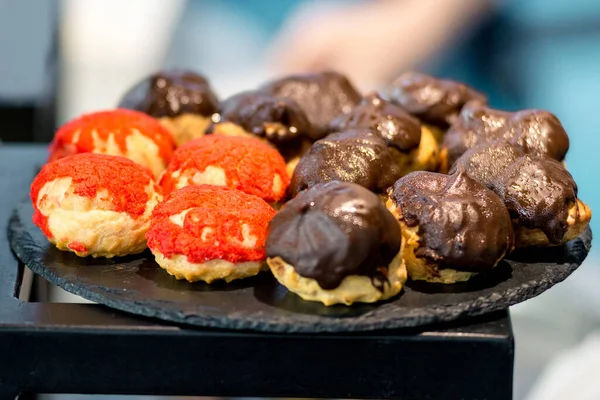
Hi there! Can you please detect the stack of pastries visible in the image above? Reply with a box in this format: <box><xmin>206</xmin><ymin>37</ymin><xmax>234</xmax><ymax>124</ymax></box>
<box><xmin>30</xmin><ymin>69</ymin><xmax>592</xmax><ymax>306</ymax></box>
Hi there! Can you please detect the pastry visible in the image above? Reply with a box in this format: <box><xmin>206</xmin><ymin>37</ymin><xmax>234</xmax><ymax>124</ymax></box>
<box><xmin>48</xmin><ymin>109</ymin><xmax>175</xmax><ymax>178</ymax></box>
<box><xmin>208</xmin><ymin>90</ymin><xmax>315</xmax><ymax>176</ymax></box>
<box><xmin>388</xmin><ymin>71</ymin><xmax>487</xmax><ymax>129</ymax></box>
<box><xmin>146</xmin><ymin>185</ymin><xmax>276</xmax><ymax>283</ymax></box>
<box><xmin>261</xmin><ymin>70</ymin><xmax>362</xmax><ymax>139</ymax></box>
<box><xmin>119</xmin><ymin>70</ymin><xmax>219</xmax><ymax>146</ymax></box>
<box><xmin>160</xmin><ymin>135</ymin><xmax>289</xmax><ymax>204</ymax></box>
<box><xmin>329</xmin><ymin>92</ymin><xmax>441</xmax><ymax>173</ymax></box>
<box><xmin>289</xmin><ymin>129</ymin><xmax>402</xmax><ymax>198</ymax></box>
<box><xmin>386</xmin><ymin>171</ymin><xmax>514</xmax><ymax>284</ymax></box>
<box><xmin>30</xmin><ymin>153</ymin><xmax>161</xmax><ymax>258</ymax></box>
<box><xmin>266</xmin><ymin>181</ymin><xmax>406</xmax><ymax>306</ymax></box>
<box><xmin>414</xmin><ymin>125</ymin><xmax>443</xmax><ymax>172</ymax></box>
<box><xmin>450</xmin><ymin>141</ymin><xmax>590</xmax><ymax>247</ymax></box>
<box><xmin>441</xmin><ymin>101</ymin><xmax>570</xmax><ymax>171</ymax></box>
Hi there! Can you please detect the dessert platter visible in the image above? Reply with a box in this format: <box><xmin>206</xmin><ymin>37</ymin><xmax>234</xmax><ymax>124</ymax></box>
<box><xmin>9</xmin><ymin>70</ymin><xmax>592</xmax><ymax>332</ymax></box>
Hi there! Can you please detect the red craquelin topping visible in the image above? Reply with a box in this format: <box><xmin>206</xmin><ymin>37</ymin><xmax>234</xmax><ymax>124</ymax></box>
<box><xmin>147</xmin><ymin>185</ymin><xmax>276</xmax><ymax>263</ymax></box>
<box><xmin>30</xmin><ymin>153</ymin><xmax>158</xmax><ymax>238</ymax></box>
<box><xmin>48</xmin><ymin>109</ymin><xmax>175</xmax><ymax>163</ymax></box>
<box><xmin>160</xmin><ymin>135</ymin><xmax>290</xmax><ymax>202</ymax></box>
<box><xmin>67</xmin><ymin>241</ymin><xmax>87</xmax><ymax>253</ymax></box>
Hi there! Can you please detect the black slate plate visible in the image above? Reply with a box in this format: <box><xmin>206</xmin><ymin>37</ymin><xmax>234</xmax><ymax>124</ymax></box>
<box><xmin>8</xmin><ymin>200</ymin><xmax>592</xmax><ymax>332</ymax></box>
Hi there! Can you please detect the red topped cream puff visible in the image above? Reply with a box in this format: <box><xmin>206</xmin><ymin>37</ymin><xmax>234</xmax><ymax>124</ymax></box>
<box><xmin>160</xmin><ymin>135</ymin><xmax>289</xmax><ymax>203</ymax></box>
<box><xmin>30</xmin><ymin>153</ymin><xmax>162</xmax><ymax>258</ymax></box>
<box><xmin>49</xmin><ymin>109</ymin><xmax>175</xmax><ymax>178</ymax></box>
<box><xmin>146</xmin><ymin>185</ymin><xmax>276</xmax><ymax>283</ymax></box>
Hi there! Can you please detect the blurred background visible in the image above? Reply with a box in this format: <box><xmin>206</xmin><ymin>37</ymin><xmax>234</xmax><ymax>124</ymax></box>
<box><xmin>1</xmin><ymin>0</ymin><xmax>599</xmax><ymax>399</ymax></box>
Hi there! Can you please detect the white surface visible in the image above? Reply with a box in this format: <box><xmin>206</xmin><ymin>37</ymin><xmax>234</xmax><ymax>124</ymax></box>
<box><xmin>525</xmin><ymin>331</ymin><xmax>600</xmax><ymax>400</ymax></box>
<box><xmin>57</xmin><ymin>0</ymin><xmax>185</xmax><ymax>123</ymax></box>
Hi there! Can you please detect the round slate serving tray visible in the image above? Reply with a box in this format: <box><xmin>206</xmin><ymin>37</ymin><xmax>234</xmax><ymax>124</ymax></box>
<box><xmin>9</xmin><ymin>201</ymin><xmax>592</xmax><ymax>332</ymax></box>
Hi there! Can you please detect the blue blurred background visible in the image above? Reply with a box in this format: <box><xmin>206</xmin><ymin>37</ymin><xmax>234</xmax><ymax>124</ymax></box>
<box><xmin>1</xmin><ymin>0</ymin><xmax>599</xmax><ymax>398</ymax></box>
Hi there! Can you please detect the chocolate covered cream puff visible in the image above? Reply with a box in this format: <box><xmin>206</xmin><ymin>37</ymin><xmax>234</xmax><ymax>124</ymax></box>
<box><xmin>147</xmin><ymin>185</ymin><xmax>276</xmax><ymax>283</ymax></box>
<box><xmin>387</xmin><ymin>171</ymin><xmax>514</xmax><ymax>284</ymax></box>
<box><xmin>289</xmin><ymin>129</ymin><xmax>402</xmax><ymax>198</ymax></box>
<box><xmin>388</xmin><ymin>71</ymin><xmax>487</xmax><ymax>129</ymax></box>
<box><xmin>49</xmin><ymin>109</ymin><xmax>175</xmax><ymax>178</ymax></box>
<box><xmin>31</xmin><ymin>154</ymin><xmax>162</xmax><ymax>258</ymax></box>
<box><xmin>208</xmin><ymin>91</ymin><xmax>315</xmax><ymax>176</ymax></box>
<box><xmin>160</xmin><ymin>135</ymin><xmax>289</xmax><ymax>204</ymax></box>
<box><xmin>441</xmin><ymin>102</ymin><xmax>570</xmax><ymax>171</ymax></box>
<box><xmin>329</xmin><ymin>93</ymin><xmax>441</xmax><ymax>173</ymax></box>
<box><xmin>266</xmin><ymin>181</ymin><xmax>406</xmax><ymax>306</ymax></box>
<box><xmin>261</xmin><ymin>71</ymin><xmax>362</xmax><ymax>139</ymax></box>
<box><xmin>451</xmin><ymin>141</ymin><xmax>590</xmax><ymax>247</ymax></box>
<box><xmin>119</xmin><ymin>70</ymin><xmax>219</xmax><ymax>146</ymax></box>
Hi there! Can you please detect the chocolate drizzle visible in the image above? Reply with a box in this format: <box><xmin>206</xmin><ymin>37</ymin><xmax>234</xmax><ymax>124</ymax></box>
<box><xmin>213</xmin><ymin>91</ymin><xmax>314</xmax><ymax>147</ymax></box>
<box><xmin>289</xmin><ymin>129</ymin><xmax>403</xmax><ymax>197</ymax></box>
<box><xmin>452</xmin><ymin>142</ymin><xmax>577</xmax><ymax>244</ymax></box>
<box><xmin>266</xmin><ymin>181</ymin><xmax>402</xmax><ymax>290</ymax></box>
<box><xmin>389</xmin><ymin>171</ymin><xmax>514</xmax><ymax>271</ymax></box>
<box><xmin>388</xmin><ymin>72</ymin><xmax>486</xmax><ymax>128</ymax></box>
<box><xmin>119</xmin><ymin>70</ymin><xmax>219</xmax><ymax>118</ymax></box>
<box><xmin>443</xmin><ymin>102</ymin><xmax>570</xmax><ymax>168</ymax></box>
<box><xmin>261</xmin><ymin>71</ymin><xmax>362</xmax><ymax>140</ymax></box>
<box><xmin>329</xmin><ymin>93</ymin><xmax>422</xmax><ymax>152</ymax></box>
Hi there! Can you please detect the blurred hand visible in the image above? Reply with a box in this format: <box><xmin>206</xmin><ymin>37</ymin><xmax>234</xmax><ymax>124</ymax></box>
<box><xmin>268</xmin><ymin>0</ymin><xmax>494</xmax><ymax>90</ymax></box>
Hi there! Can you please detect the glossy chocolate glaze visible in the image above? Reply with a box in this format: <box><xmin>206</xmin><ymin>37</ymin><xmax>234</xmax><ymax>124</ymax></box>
<box><xmin>389</xmin><ymin>171</ymin><xmax>514</xmax><ymax>271</ymax></box>
<box><xmin>443</xmin><ymin>102</ymin><xmax>570</xmax><ymax>168</ymax></box>
<box><xmin>213</xmin><ymin>91</ymin><xmax>314</xmax><ymax>147</ymax></box>
<box><xmin>289</xmin><ymin>129</ymin><xmax>403</xmax><ymax>197</ymax></box>
<box><xmin>443</xmin><ymin>102</ymin><xmax>512</xmax><ymax>166</ymax></box>
<box><xmin>329</xmin><ymin>93</ymin><xmax>421</xmax><ymax>152</ymax></box>
<box><xmin>449</xmin><ymin>141</ymin><xmax>524</xmax><ymax>186</ymax></box>
<box><xmin>119</xmin><ymin>70</ymin><xmax>219</xmax><ymax>118</ymax></box>
<box><xmin>261</xmin><ymin>71</ymin><xmax>362</xmax><ymax>140</ymax></box>
<box><xmin>508</xmin><ymin>109</ymin><xmax>570</xmax><ymax>161</ymax></box>
<box><xmin>452</xmin><ymin>142</ymin><xmax>578</xmax><ymax>244</ymax></box>
<box><xmin>266</xmin><ymin>181</ymin><xmax>402</xmax><ymax>290</ymax></box>
<box><xmin>388</xmin><ymin>72</ymin><xmax>486</xmax><ymax>128</ymax></box>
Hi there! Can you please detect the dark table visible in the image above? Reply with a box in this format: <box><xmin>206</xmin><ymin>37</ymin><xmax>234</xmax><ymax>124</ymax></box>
<box><xmin>0</xmin><ymin>145</ymin><xmax>514</xmax><ymax>400</ymax></box>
